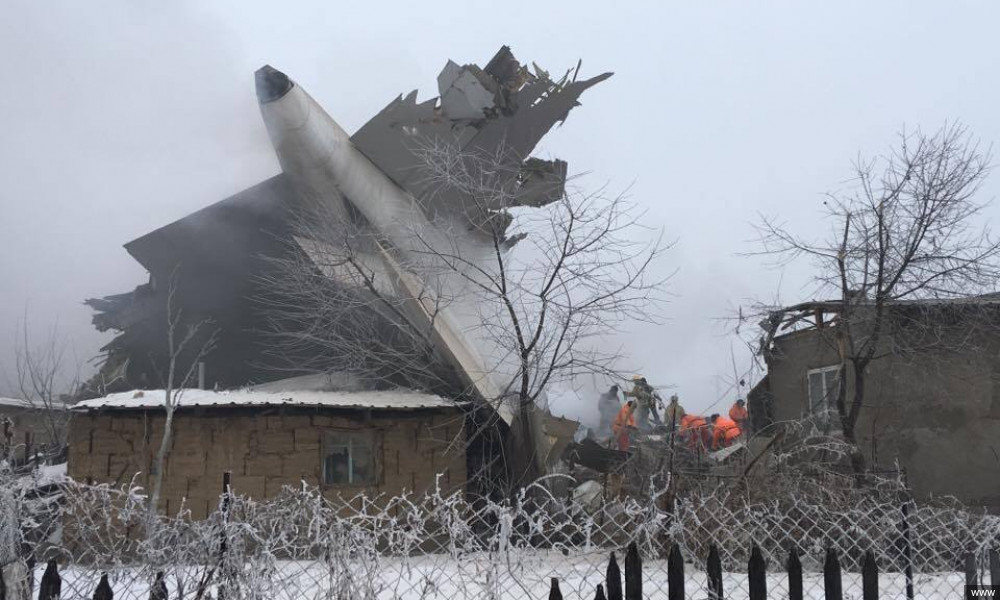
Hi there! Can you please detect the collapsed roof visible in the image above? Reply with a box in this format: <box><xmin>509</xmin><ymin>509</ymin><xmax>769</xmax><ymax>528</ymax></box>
<box><xmin>758</xmin><ymin>292</ymin><xmax>1000</xmax><ymax>357</ymax></box>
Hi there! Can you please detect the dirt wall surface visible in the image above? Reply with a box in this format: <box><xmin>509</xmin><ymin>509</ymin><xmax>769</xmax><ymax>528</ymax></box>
<box><xmin>67</xmin><ymin>407</ymin><xmax>466</xmax><ymax>519</ymax></box>
<box><xmin>767</xmin><ymin>328</ymin><xmax>1000</xmax><ymax>509</ymax></box>
<box><xmin>0</xmin><ymin>404</ymin><xmax>69</xmax><ymax>459</ymax></box>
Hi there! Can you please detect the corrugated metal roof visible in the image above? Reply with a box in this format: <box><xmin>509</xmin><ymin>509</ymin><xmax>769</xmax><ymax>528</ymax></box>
<box><xmin>72</xmin><ymin>388</ymin><xmax>461</xmax><ymax>412</ymax></box>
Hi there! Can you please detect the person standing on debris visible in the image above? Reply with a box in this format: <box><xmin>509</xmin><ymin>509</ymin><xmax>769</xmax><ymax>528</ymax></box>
<box><xmin>728</xmin><ymin>399</ymin><xmax>748</xmax><ymax>432</ymax></box>
<box><xmin>598</xmin><ymin>385</ymin><xmax>622</xmax><ymax>436</ymax></box>
<box><xmin>709</xmin><ymin>413</ymin><xmax>741</xmax><ymax>450</ymax></box>
<box><xmin>612</xmin><ymin>400</ymin><xmax>638</xmax><ymax>451</ymax></box>
<box><xmin>624</xmin><ymin>376</ymin><xmax>662</xmax><ymax>430</ymax></box>
<box><xmin>663</xmin><ymin>394</ymin><xmax>686</xmax><ymax>432</ymax></box>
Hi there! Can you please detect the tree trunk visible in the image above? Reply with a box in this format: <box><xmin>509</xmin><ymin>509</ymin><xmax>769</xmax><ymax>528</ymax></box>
<box><xmin>840</xmin><ymin>366</ymin><xmax>867</xmax><ymax>477</ymax></box>
<box><xmin>148</xmin><ymin>401</ymin><xmax>174</xmax><ymax>516</ymax></box>
<box><xmin>506</xmin><ymin>399</ymin><xmax>543</xmax><ymax>494</ymax></box>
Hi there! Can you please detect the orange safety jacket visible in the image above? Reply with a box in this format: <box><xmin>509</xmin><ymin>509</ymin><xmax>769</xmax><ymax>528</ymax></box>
<box><xmin>612</xmin><ymin>403</ymin><xmax>637</xmax><ymax>451</ymax></box>
<box><xmin>729</xmin><ymin>404</ymin><xmax>748</xmax><ymax>425</ymax></box>
<box><xmin>712</xmin><ymin>416</ymin><xmax>741</xmax><ymax>450</ymax></box>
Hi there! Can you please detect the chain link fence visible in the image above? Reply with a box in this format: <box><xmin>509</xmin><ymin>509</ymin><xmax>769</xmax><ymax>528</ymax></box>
<box><xmin>4</xmin><ymin>469</ymin><xmax>997</xmax><ymax>599</ymax></box>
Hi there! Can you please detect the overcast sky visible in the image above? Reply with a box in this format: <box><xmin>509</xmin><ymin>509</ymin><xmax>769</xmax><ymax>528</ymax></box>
<box><xmin>3</xmin><ymin>1</ymin><xmax>999</xmax><ymax>419</ymax></box>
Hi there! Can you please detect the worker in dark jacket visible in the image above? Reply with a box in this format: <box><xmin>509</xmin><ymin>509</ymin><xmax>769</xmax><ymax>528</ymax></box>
<box><xmin>597</xmin><ymin>385</ymin><xmax>622</xmax><ymax>436</ymax></box>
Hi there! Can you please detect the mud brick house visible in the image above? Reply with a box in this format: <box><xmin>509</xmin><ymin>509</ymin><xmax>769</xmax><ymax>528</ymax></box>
<box><xmin>0</xmin><ymin>397</ymin><xmax>70</xmax><ymax>463</ymax></box>
<box><xmin>756</xmin><ymin>294</ymin><xmax>1000</xmax><ymax>510</ymax></box>
<box><xmin>68</xmin><ymin>384</ymin><xmax>466</xmax><ymax>519</ymax></box>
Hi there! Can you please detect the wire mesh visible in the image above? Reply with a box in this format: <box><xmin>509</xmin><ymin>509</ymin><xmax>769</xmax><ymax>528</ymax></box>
<box><xmin>5</xmin><ymin>472</ymin><xmax>997</xmax><ymax>599</ymax></box>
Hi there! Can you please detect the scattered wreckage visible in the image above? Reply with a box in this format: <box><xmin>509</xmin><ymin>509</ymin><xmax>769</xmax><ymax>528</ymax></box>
<box><xmin>561</xmin><ymin>425</ymin><xmax>749</xmax><ymax>501</ymax></box>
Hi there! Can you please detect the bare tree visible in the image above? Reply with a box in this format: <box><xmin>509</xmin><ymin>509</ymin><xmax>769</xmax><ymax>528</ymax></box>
<box><xmin>4</xmin><ymin>314</ymin><xmax>80</xmax><ymax>462</ymax></box>
<box><xmin>147</xmin><ymin>267</ymin><xmax>218</xmax><ymax>517</ymax></box>
<box><xmin>257</xmin><ymin>198</ymin><xmax>460</xmax><ymax>396</ymax></box>
<box><xmin>750</xmin><ymin>123</ymin><xmax>1000</xmax><ymax>474</ymax></box>
<box><xmin>415</xmin><ymin>142</ymin><xmax>668</xmax><ymax>483</ymax></box>
<box><xmin>261</xmin><ymin>141</ymin><xmax>668</xmax><ymax>489</ymax></box>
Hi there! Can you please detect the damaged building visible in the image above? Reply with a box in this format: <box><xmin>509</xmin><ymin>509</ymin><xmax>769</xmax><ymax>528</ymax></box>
<box><xmin>77</xmin><ymin>47</ymin><xmax>608</xmax><ymax>500</ymax></box>
<box><xmin>755</xmin><ymin>293</ymin><xmax>1000</xmax><ymax>510</ymax></box>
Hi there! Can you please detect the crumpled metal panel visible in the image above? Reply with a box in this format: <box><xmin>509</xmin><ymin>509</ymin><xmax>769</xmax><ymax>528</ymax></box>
<box><xmin>351</xmin><ymin>46</ymin><xmax>611</xmax><ymax>243</ymax></box>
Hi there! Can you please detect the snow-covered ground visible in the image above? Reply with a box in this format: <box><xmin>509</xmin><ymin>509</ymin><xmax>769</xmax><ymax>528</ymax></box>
<box><xmin>33</xmin><ymin>462</ymin><xmax>66</xmax><ymax>487</ymax></box>
<box><xmin>37</xmin><ymin>552</ymin><xmax>967</xmax><ymax>600</ymax></box>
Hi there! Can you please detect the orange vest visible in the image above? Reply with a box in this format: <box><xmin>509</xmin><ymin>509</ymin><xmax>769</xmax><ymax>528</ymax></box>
<box><xmin>729</xmin><ymin>404</ymin><xmax>748</xmax><ymax>423</ymax></box>
<box><xmin>712</xmin><ymin>416</ymin><xmax>740</xmax><ymax>449</ymax></box>
<box><xmin>612</xmin><ymin>404</ymin><xmax>637</xmax><ymax>450</ymax></box>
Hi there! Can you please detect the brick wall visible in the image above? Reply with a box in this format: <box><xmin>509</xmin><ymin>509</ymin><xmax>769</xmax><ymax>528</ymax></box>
<box><xmin>67</xmin><ymin>407</ymin><xmax>467</xmax><ymax>519</ymax></box>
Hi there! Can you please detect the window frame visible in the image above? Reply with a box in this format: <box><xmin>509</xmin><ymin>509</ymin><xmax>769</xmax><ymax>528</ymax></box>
<box><xmin>806</xmin><ymin>364</ymin><xmax>842</xmax><ymax>423</ymax></box>
<box><xmin>322</xmin><ymin>429</ymin><xmax>380</xmax><ymax>487</ymax></box>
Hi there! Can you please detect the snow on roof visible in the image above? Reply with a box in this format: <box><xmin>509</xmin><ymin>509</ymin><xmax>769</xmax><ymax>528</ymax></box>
<box><xmin>0</xmin><ymin>397</ymin><xmax>66</xmax><ymax>411</ymax></box>
<box><xmin>72</xmin><ymin>387</ymin><xmax>461</xmax><ymax>412</ymax></box>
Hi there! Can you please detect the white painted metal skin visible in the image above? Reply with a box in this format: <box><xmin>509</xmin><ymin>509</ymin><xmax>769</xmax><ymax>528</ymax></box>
<box><xmin>257</xmin><ymin>71</ymin><xmax>511</xmax><ymax>423</ymax></box>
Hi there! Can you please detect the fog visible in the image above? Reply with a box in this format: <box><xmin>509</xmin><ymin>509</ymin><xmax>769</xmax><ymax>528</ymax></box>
<box><xmin>3</xmin><ymin>1</ymin><xmax>1000</xmax><ymax>419</ymax></box>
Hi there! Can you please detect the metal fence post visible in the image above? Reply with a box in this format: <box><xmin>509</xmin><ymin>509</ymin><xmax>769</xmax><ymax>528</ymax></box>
<box><xmin>548</xmin><ymin>577</ymin><xmax>563</xmax><ymax>600</ymax></box>
<box><xmin>787</xmin><ymin>549</ymin><xmax>802</xmax><ymax>600</ymax></box>
<box><xmin>606</xmin><ymin>551</ymin><xmax>622</xmax><ymax>600</ymax></box>
<box><xmin>862</xmin><ymin>550</ymin><xmax>878</xmax><ymax>600</ymax></box>
<box><xmin>624</xmin><ymin>542</ymin><xmax>641</xmax><ymax>600</ymax></box>
<box><xmin>94</xmin><ymin>573</ymin><xmax>113</xmax><ymax>600</ymax></box>
<box><xmin>221</xmin><ymin>471</ymin><xmax>232</xmax><ymax>555</ymax></box>
<box><xmin>667</xmin><ymin>543</ymin><xmax>684</xmax><ymax>600</ymax></box>
<box><xmin>966</xmin><ymin>553</ymin><xmax>979</xmax><ymax>587</ymax></box>
<box><xmin>25</xmin><ymin>556</ymin><xmax>34</xmax><ymax>600</ymax></box>
<box><xmin>706</xmin><ymin>544</ymin><xmax>723</xmax><ymax>600</ymax></box>
<box><xmin>748</xmin><ymin>545</ymin><xmax>766</xmax><ymax>600</ymax></box>
<box><xmin>150</xmin><ymin>571</ymin><xmax>167</xmax><ymax>600</ymax></box>
<box><xmin>38</xmin><ymin>560</ymin><xmax>60</xmax><ymax>600</ymax></box>
<box><xmin>594</xmin><ymin>583</ymin><xmax>607</xmax><ymax>600</ymax></box>
<box><xmin>218</xmin><ymin>471</ymin><xmax>233</xmax><ymax>600</ymax></box>
<box><xmin>901</xmin><ymin>500</ymin><xmax>914</xmax><ymax>600</ymax></box>
<box><xmin>824</xmin><ymin>547</ymin><xmax>843</xmax><ymax>600</ymax></box>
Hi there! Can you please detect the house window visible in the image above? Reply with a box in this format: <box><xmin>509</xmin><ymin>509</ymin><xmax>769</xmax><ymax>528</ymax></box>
<box><xmin>807</xmin><ymin>365</ymin><xmax>841</xmax><ymax>425</ymax></box>
<box><xmin>323</xmin><ymin>431</ymin><xmax>377</xmax><ymax>486</ymax></box>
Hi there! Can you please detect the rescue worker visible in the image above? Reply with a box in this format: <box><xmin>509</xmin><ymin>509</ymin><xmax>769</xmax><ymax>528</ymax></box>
<box><xmin>663</xmin><ymin>394</ymin><xmax>686</xmax><ymax>432</ymax></box>
<box><xmin>728</xmin><ymin>399</ymin><xmax>748</xmax><ymax>432</ymax></box>
<box><xmin>624</xmin><ymin>376</ymin><xmax>662</xmax><ymax>431</ymax></box>
<box><xmin>709</xmin><ymin>413</ymin><xmax>741</xmax><ymax>450</ymax></box>
<box><xmin>597</xmin><ymin>385</ymin><xmax>622</xmax><ymax>437</ymax></box>
<box><xmin>680</xmin><ymin>414</ymin><xmax>710</xmax><ymax>450</ymax></box>
<box><xmin>612</xmin><ymin>400</ymin><xmax>638</xmax><ymax>451</ymax></box>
